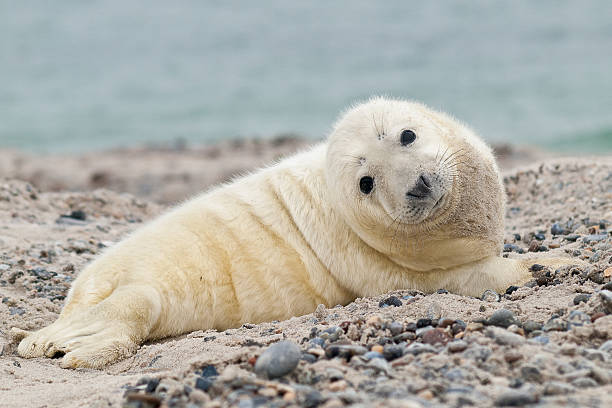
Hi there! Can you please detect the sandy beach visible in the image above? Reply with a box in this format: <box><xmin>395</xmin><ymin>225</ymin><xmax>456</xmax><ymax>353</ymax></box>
<box><xmin>1</xmin><ymin>141</ymin><xmax>611</xmax><ymax>408</ymax></box>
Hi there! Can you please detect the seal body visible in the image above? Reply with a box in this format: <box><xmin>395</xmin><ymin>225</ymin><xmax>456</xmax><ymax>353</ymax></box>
<box><xmin>16</xmin><ymin>97</ymin><xmax>577</xmax><ymax>368</ymax></box>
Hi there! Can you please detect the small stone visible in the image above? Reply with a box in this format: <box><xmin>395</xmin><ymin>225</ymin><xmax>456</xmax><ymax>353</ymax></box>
<box><xmin>521</xmin><ymin>365</ymin><xmax>543</xmax><ymax>383</ymax></box>
<box><xmin>583</xmin><ymin>234</ymin><xmax>607</xmax><ymax>244</ymax></box>
<box><xmin>504</xmin><ymin>244</ymin><xmax>520</xmax><ymax>253</ymax></box>
<box><xmin>0</xmin><ymin>264</ymin><xmax>10</xmax><ymax>271</ymax></box>
<box><xmin>486</xmin><ymin>309</ymin><xmax>520</xmax><ymax>328</ymax></box>
<box><xmin>604</xmin><ymin>267</ymin><xmax>612</xmax><ymax>278</ymax></box>
<box><xmin>195</xmin><ymin>377</ymin><xmax>214</xmax><ymax>392</ymax></box>
<box><xmin>367</xmin><ymin>357</ymin><xmax>391</xmax><ymax>375</ymax></box>
<box><xmin>567</xmin><ymin>310</ymin><xmax>591</xmax><ymax>329</ymax></box>
<box><xmin>363</xmin><ymin>351</ymin><xmax>384</xmax><ymax>360</ymax></box>
<box><xmin>325</xmin><ymin>344</ymin><xmax>367</xmax><ymax>360</ymax></box>
<box><xmin>379</xmin><ymin>296</ymin><xmax>402</xmax><ymax>308</ymax></box>
<box><xmin>599</xmin><ymin>339</ymin><xmax>612</xmax><ymax>353</ymax></box>
<box><xmin>522</xmin><ymin>321</ymin><xmax>542</xmax><ymax>333</ymax></box>
<box><xmin>388</xmin><ymin>321</ymin><xmax>404</xmax><ymax>336</ymax></box>
<box><xmin>529</xmin><ymin>335</ymin><xmax>549</xmax><ymax>345</ymax></box>
<box><xmin>481</xmin><ymin>290</ymin><xmax>500</xmax><ymax>302</ymax></box>
<box><xmin>505</xmin><ymin>286</ymin><xmax>520</xmax><ymax>295</ymax></box>
<box><xmin>416</xmin><ymin>318</ymin><xmax>432</xmax><ymax>328</ymax></box>
<box><xmin>573</xmin><ymin>293</ymin><xmax>591</xmax><ymax>305</ymax></box>
<box><xmin>438</xmin><ymin>317</ymin><xmax>455</xmax><ymax>328</ymax></box>
<box><xmin>382</xmin><ymin>344</ymin><xmax>404</xmax><ymax>361</ymax></box>
<box><xmin>543</xmin><ymin>381</ymin><xmax>574</xmax><ymax>396</ymax></box>
<box><xmin>421</xmin><ymin>328</ymin><xmax>451</xmax><ymax>346</ymax></box>
<box><xmin>571</xmin><ymin>378</ymin><xmax>598</xmax><ymax>388</ymax></box>
<box><xmin>9</xmin><ymin>307</ymin><xmax>25</xmax><ymax>316</ymax></box>
<box><xmin>504</xmin><ymin>351</ymin><xmax>522</xmax><ymax>363</ymax></box>
<box><xmin>371</xmin><ymin>345</ymin><xmax>384</xmax><ymax>354</ymax></box>
<box><xmin>599</xmin><ymin>290</ymin><xmax>612</xmax><ymax>314</ymax></box>
<box><xmin>404</xmin><ymin>343</ymin><xmax>436</xmax><ymax>355</ymax></box>
<box><xmin>254</xmin><ymin>341</ymin><xmax>301</xmax><ymax>379</ymax></box>
<box><xmin>328</xmin><ymin>380</ymin><xmax>347</xmax><ymax>392</ymax></box>
<box><xmin>564</xmin><ymin>234</ymin><xmax>580</xmax><ymax>242</ymax></box>
<box><xmin>485</xmin><ymin>327</ymin><xmax>525</xmax><ymax>346</ymax></box>
<box><xmin>314</xmin><ymin>304</ymin><xmax>328</xmax><ymax>320</ymax></box>
<box><xmin>448</xmin><ymin>340</ymin><xmax>468</xmax><ymax>353</ymax></box>
<box><xmin>534</xmin><ymin>233</ymin><xmax>546</xmax><ymax>241</ymax></box>
<box><xmin>551</xmin><ymin>223</ymin><xmax>568</xmax><ymax>235</ymax></box>
<box><xmin>528</xmin><ymin>241</ymin><xmax>540</xmax><ymax>252</ymax></box>
<box><xmin>542</xmin><ymin>318</ymin><xmax>567</xmax><ymax>332</ymax></box>
<box><xmin>366</xmin><ymin>315</ymin><xmax>382</xmax><ymax>328</ymax></box>
<box><xmin>495</xmin><ymin>390</ymin><xmax>537</xmax><ymax>406</ymax></box>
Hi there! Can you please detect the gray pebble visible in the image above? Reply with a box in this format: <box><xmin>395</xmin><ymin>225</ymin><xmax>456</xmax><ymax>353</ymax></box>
<box><xmin>485</xmin><ymin>327</ymin><xmax>525</xmax><ymax>346</ymax></box>
<box><xmin>542</xmin><ymin>317</ymin><xmax>567</xmax><ymax>332</ymax></box>
<box><xmin>599</xmin><ymin>290</ymin><xmax>612</xmax><ymax>314</ymax></box>
<box><xmin>570</xmin><ymin>377</ymin><xmax>598</xmax><ymax>388</ymax></box>
<box><xmin>448</xmin><ymin>340</ymin><xmax>468</xmax><ymax>353</ymax></box>
<box><xmin>254</xmin><ymin>340</ymin><xmax>301</xmax><ymax>379</ymax></box>
<box><xmin>522</xmin><ymin>320</ymin><xmax>542</xmax><ymax>333</ymax></box>
<box><xmin>573</xmin><ymin>293</ymin><xmax>591</xmax><ymax>305</ymax></box>
<box><xmin>494</xmin><ymin>389</ymin><xmax>537</xmax><ymax>406</ymax></box>
<box><xmin>521</xmin><ymin>365</ymin><xmax>543</xmax><ymax>383</ymax></box>
<box><xmin>363</xmin><ymin>351</ymin><xmax>384</xmax><ymax>360</ymax></box>
<box><xmin>486</xmin><ymin>309</ymin><xmax>520</xmax><ymax>328</ymax></box>
<box><xmin>404</xmin><ymin>343</ymin><xmax>436</xmax><ymax>355</ymax></box>
<box><xmin>367</xmin><ymin>357</ymin><xmax>391</xmax><ymax>375</ymax></box>
<box><xmin>481</xmin><ymin>289</ymin><xmax>500</xmax><ymax>302</ymax></box>
<box><xmin>462</xmin><ymin>345</ymin><xmax>492</xmax><ymax>362</ymax></box>
<box><xmin>528</xmin><ymin>336</ymin><xmax>550</xmax><ymax>345</ymax></box>
<box><xmin>388</xmin><ymin>321</ymin><xmax>404</xmax><ymax>336</ymax></box>
<box><xmin>543</xmin><ymin>381</ymin><xmax>574</xmax><ymax>396</ymax></box>
<box><xmin>583</xmin><ymin>234</ymin><xmax>608</xmax><ymax>244</ymax></box>
<box><xmin>0</xmin><ymin>264</ymin><xmax>10</xmax><ymax>271</ymax></box>
<box><xmin>598</xmin><ymin>339</ymin><xmax>612</xmax><ymax>353</ymax></box>
<box><xmin>567</xmin><ymin>310</ymin><xmax>591</xmax><ymax>329</ymax></box>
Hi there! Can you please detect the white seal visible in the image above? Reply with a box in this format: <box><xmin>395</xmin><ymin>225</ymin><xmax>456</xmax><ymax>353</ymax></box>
<box><xmin>15</xmin><ymin>97</ymin><xmax>580</xmax><ymax>368</ymax></box>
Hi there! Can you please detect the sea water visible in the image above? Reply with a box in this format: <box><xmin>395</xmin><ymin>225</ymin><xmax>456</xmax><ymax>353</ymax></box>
<box><xmin>0</xmin><ymin>0</ymin><xmax>610</xmax><ymax>153</ymax></box>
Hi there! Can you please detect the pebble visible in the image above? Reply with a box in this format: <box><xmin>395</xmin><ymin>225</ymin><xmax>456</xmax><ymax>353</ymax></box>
<box><xmin>320</xmin><ymin>326</ymin><xmax>343</xmax><ymax>342</ymax></box>
<box><xmin>599</xmin><ymin>340</ymin><xmax>612</xmax><ymax>353</ymax></box>
<box><xmin>448</xmin><ymin>340</ymin><xmax>468</xmax><ymax>353</ymax></box>
<box><xmin>505</xmin><ymin>286</ymin><xmax>520</xmax><ymax>295</ymax></box>
<box><xmin>485</xmin><ymin>327</ymin><xmax>525</xmax><ymax>346</ymax></box>
<box><xmin>551</xmin><ymin>223</ymin><xmax>569</xmax><ymax>235</ymax></box>
<box><xmin>382</xmin><ymin>344</ymin><xmax>404</xmax><ymax>361</ymax></box>
<box><xmin>567</xmin><ymin>310</ymin><xmax>591</xmax><ymax>329</ymax></box>
<box><xmin>421</xmin><ymin>328</ymin><xmax>451</xmax><ymax>346</ymax></box>
<box><xmin>534</xmin><ymin>233</ymin><xmax>546</xmax><ymax>241</ymax></box>
<box><xmin>254</xmin><ymin>341</ymin><xmax>301</xmax><ymax>379</ymax></box>
<box><xmin>542</xmin><ymin>317</ymin><xmax>567</xmax><ymax>332</ymax></box>
<box><xmin>324</xmin><ymin>344</ymin><xmax>367</xmax><ymax>360</ymax></box>
<box><xmin>583</xmin><ymin>234</ymin><xmax>608</xmax><ymax>244</ymax></box>
<box><xmin>564</xmin><ymin>234</ymin><xmax>581</xmax><ymax>242</ymax></box>
<box><xmin>416</xmin><ymin>318</ymin><xmax>432</xmax><ymax>328</ymax></box>
<box><xmin>314</xmin><ymin>304</ymin><xmax>328</xmax><ymax>320</ymax></box>
<box><xmin>520</xmin><ymin>365</ymin><xmax>543</xmax><ymax>383</ymax></box>
<box><xmin>494</xmin><ymin>390</ymin><xmax>537</xmax><ymax>406</ymax></box>
<box><xmin>366</xmin><ymin>357</ymin><xmax>391</xmax><ymax>375</ymax></box>
<box><xmin>481</xmin><ymin>290</ymin><xmax>500</xmax><ymax>302</ymax></box>
<box><xmin>504</xmin><ymin>351</ymin><xmax>522</xmax><ymax>363</ymax></box>
<box><xmin>0</xmin><ymin>264</ymin><xmax>10</xmax><ymax>271</ymax></box>
<box><xmin>363</xmin><ymin>351</ymin><xmax>384</xmax><ymax>360</ymax></box>
<box><xmin>522</xmin><ymin>320</ymin><xmax>542</xmax><ymax>333</ymax></box>
<box><xmin>573</xmin><ymin>293</ymin><xmax>591</xmax><ymax>305</ymax></box>
<box><xmin>543</xmin><ymin>381</ymin><xmax>574</xmax><ymax>396</ymax></box>
<box><xmin>529</xmin><ymin>335</ymin><xmax>550</xmax><ymax>345</ymax></box>
<box><xmin>388</xmin><ymin>321</ymin><xmax>403</xmax><ymax>336</ymax></box>
<box><xmin>599</xmin><ymin>290</ymin><xmax>612</xmax><ymax>314</ymax></box>
<box><xmin>486</xmin><ymin>309</ymin><xmax>520</xmax><ymax>328</ymax></box>
<box><xmin>378</xmin><ymin>296</ymin><xmax>402</xmax><ymax>308</ymax></box>
<box><xmin>404</xmin><ymin>343</ymin><xmax>436</xmax><ymax>355</ymax></box>
<box><xmin>571</xmin><ymin>378</ymin><xmax>598</xmax><ymax>388</ymax></box>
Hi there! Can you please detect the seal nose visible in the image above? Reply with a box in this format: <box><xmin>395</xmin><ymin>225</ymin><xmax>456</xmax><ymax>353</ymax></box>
<box><xmin>406</xmin><ymin>173</ymin><xmax>433</xmax><ymax>198</ymax></box>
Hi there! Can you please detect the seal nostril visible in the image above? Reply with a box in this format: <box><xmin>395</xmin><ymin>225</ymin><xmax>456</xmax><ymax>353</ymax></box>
<box><xmin>420</xmin><ymin>174</ymin><xmax>432</xmax><ymax>189</ymax></box>
<box><xmin>406</xmin><ymin>173</ymin><xmax>433</xmax><ymax>199</ymax></box>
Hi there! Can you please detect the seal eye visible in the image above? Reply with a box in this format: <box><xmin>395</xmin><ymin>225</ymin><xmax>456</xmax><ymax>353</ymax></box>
<box><xmin>359</xmin><ymin>176</ymin><xmax>374</xmax><ymax>194</ymax></box>
<box><xmin>400</xmin><ymin>130</ymin><xmax>416</xmax><ymax>146</ymax></box>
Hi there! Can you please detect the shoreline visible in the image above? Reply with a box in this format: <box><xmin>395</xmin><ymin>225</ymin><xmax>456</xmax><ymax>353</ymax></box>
<box><xmin>1</xmin><ymin>138</ymin><xmax>558</xmax><ymax>205</ymax></box>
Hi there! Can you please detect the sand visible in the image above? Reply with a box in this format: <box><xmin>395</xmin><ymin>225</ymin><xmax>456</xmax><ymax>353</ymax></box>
<box><xmin>0</xmin><ymin>142</ymin><xmax>611</xmax><ymax>408</ymax></box>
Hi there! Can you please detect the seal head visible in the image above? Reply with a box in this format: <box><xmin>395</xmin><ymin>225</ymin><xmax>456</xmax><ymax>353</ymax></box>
<box><xmin>325</xmin><ymin>97</ymin><xmax>505</xmax><ymax>265</ymax></box>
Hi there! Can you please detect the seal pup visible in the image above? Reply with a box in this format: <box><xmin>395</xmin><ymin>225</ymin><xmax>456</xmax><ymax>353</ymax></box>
<box><xmin>14</xmin><ymin>97</ymin><xmax>581</xmax><ymax>368</ymax></box>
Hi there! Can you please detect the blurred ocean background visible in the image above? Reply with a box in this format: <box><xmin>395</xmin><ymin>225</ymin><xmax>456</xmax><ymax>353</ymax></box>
<box><xmin>0</xmin><ymin>0</ymin><xmax>611</xmax><ymax>153</ymax></box>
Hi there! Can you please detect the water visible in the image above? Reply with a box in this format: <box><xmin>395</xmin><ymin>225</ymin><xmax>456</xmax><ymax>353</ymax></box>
<box><xmin>0</xmin><ymin>0</ymin><xmax>611</xmax><ymax>153</ymax></box>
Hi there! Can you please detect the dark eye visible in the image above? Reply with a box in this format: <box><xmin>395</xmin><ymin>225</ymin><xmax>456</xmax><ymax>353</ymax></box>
<box><xmin>400</xmin><ymin>130</ymin><xmax>416</xmax><ymax>146</ymax></box>
<box><xmin>359</xmin><ymin>176</ymin><xmax>374</xmax><ymax>194</ymax></box>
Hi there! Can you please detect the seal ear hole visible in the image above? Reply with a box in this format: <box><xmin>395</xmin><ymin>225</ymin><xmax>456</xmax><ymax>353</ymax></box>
<box><xmin>400</xmin><ymin>130</ymin><xmax>417</xmax><ymax>146</ymax></box>
<box><xmin>359</xmin><ymin>176</ymin><xmax>374</xmax><ymax>194</ymax></box>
